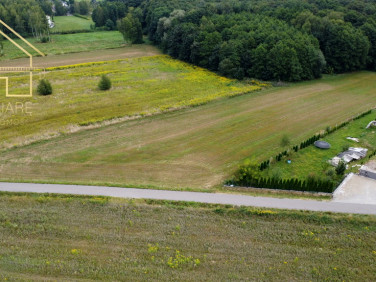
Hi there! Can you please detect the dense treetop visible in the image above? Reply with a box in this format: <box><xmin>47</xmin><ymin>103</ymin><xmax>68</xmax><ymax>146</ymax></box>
<box><xmin>0</xmin><ymin>0</ymin><xmax>48</xmax><ymax>36</ymax></box>
<box><xmin>93</xmin><ymin>0</ymin><xmax>376</xmax><ymax>80</ymax></box>
<box><xmin>2</xmin><ymin>0</ymin><xmax>376</xmax><ymax>81</ymax></box>
<box><xmin>156</xmin><ymin>12</ymin><xmax>326</xmax><ymax>81</ymax></box>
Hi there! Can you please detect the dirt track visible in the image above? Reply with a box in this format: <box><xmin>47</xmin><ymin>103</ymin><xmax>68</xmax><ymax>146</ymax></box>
<box><xmin>0</xmin><ymin>45</ymin><xmax>161</xmax><ymax>68</ymax></box>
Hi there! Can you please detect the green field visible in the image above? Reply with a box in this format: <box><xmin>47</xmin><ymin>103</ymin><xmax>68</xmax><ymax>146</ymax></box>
<box><xmin>0</xmin><ymin>31</ymin><xmax>123</xmax><ymax>60</ymax></box>
<box><xmin>0</xmin><ymin>56</ymin><xmax>260</xmax><ymax>148</ymax></box>
<box><xmin>52</xmin><ymin>16</ymin><xmax>94</xmax><ymax>33</ymax></box>
<box><xmin>0</xmin><ymin>72</ymin><xmax>376</xmax><ymax>190</ymax></box>
<box><xmin>260</xmin><ymin>111</ymin><xmax>376</xmax><ymax>183</ymax></box>
<box><xmin>0</xmin><ymin>45</ymin><xmax>161</xmax><ymax>69</ymax></box>
<box><xmin>0</xmin><ymin>193</ymin><xmax>374</xmax><ymax>280</ymax></box>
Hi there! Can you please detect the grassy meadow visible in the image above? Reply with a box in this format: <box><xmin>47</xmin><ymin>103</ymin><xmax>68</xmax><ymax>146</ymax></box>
<box><xmin>0</xmin><ymin>55</ymin><xmax>260</xmax><ymax>147</ymax></box>
<box><xmin>0</xmin><ymin>72</ymin><xmax>376</xmax><ymax>190</ymax></box>
<box><xmin>0</xmin><ymin>31</ymin><xmax>123</xmax><ymax>60</ymax></box>
<box><xmin>52</xmin><ymin>16</ymin><xmax>94</xmax><ymax>33</ymax></box>
<box><xmin>0</xmin><ymin>193</ymin><xmax>375</xmax><ymax>281</ymax></box>
<box><xmin>260</xmin><ymin>110</ymin><xmax>376</xmax><ymax>182</ymax></box>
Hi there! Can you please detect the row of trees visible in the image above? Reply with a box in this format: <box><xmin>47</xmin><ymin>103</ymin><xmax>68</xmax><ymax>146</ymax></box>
<box><xmin>91</xmin><ymin>0</ymin><xmax>143</xmax><ymax>29</ymax></box>
<box><xmin>232</xmin><ymin>175</ymin><xmax>335</xmax><ymax>193</ymax></box>
<box><xmin>229</xmin><ymin>159</ymin><xmax>334</xmax><ymax>193</ymax></box>
<box><xmin>54</xmin><ymin>0</ymin><xmax>90</xmax><ymax>16</ymax></box>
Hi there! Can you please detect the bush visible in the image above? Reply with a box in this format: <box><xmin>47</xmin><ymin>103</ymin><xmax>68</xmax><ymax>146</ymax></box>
<box><xmin>37</xmin><ymin>79</ymin><xmax>52</xmax><ymax>95</ymax></box>
<box><xmin>335</xmin><ymin>161</ymin><xmax>346</xmax><ymax>176</ymax></box>
<box><xmin>325</xmin><ymin>168</ymin><xmax>335</xmax><ymax>177</ymax></box>
<box><xmin>98</xmin><ymin>75</ymin><xmax>112</xmax><ymax>91</ymax></box>
<box><xmin>342</xmin><ymin>145</ymin><xmax>350</xmax><ymax>152</ymax></box>
<box><xmin>40</xmin><ymin>36</ymin><xmax>49</xmax><ymax>43</ymax></box>
<box><xmin>105</xmin><ymin>19</ymin><xmax>115</xmax><ymax>30</ymax></box>
<box><xmin>280</xmin><ymin>134</ymin><xmax>291</xmax><ymax>147</ymax></box>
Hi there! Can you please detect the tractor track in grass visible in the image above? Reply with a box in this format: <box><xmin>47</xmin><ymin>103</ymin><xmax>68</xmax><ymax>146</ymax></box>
<box><xmin>0</xmin><ymin>45</ymin><xmax>161</xmax><ymax>69</ymax></box>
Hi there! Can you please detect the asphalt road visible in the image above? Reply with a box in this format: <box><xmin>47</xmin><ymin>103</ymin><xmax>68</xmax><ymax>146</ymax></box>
<box><xmin>0</xmin><ymin>182</ymin><xmax>375</xmax><ymax>215</ymax></box>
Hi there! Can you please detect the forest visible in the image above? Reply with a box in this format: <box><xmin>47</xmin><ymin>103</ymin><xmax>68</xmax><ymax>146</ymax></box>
<box><xmin>140</xmin><ymin>0</ymin><xmax>376</xmax><ymax>81</ymax></box>
<box><xmin>1</xmin><ymin>0</ymin><xmax>376</xmax><ymax>81</ymax></box>
<box><xmin>0</xmin><ymin>0</ymin><xmax>48</xmax><ymax>37</ymax></box>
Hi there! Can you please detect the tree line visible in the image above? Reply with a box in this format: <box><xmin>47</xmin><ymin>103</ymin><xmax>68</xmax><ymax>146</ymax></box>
<box><xmin>0</xmin><ymin>0</ymin><xmax>92</xmax><ymax>38</ymax></box>
<box><xmin>91</xmin><ymin>0</ymin><xmax>143</xmax><ymax>30</ymax></box>
<box><xmin>53</xmin><ymin>0</ymin><xmax>91</xmax><ymax>17</ymax></box>
<box><xmin>0</xmin><ymin>0</ymin><xmax>49</xmax><ymax>39</ymax></box>
<box><xmin>2</xmin><ymin>0</ymin><xmax>376</xmax><ymax>81</ymax></box>
<box><xmin>141</xmin><ymin>0</ymin><xmax>376</xmax><ymax>81</ymax></box>
<box><xmin>156</xmin><ymin>12</ymin><xmax>326</xmax><ymax>81</ymax></box>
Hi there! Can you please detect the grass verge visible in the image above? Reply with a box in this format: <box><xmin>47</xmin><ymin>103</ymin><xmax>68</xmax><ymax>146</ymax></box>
<box><xmin>0</xmin><ymin>193</ymin><xmax>374</xmax><ymax>280</ymax></box>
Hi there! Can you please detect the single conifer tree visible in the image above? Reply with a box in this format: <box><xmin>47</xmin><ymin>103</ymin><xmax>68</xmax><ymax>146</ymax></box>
<box><xmin>98</xmin><ymin>75</ymin><xmax>112</xmax><ymax>91</ymax></box>
<box><xmin>37</xmin><ymin>79</ymin><xmax>53</xmax><ymax>95</ymax></box>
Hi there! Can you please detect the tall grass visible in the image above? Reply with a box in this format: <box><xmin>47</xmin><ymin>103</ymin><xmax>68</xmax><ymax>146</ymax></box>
<box><xmin>0</xmin><ymin>193</ymin><xmax>374</xmax><ymax>280</ymax></box>
<box><xmin>0</xmin><ymin>56</ymin><xmax>261</xmax><ymax>148</ymax></box>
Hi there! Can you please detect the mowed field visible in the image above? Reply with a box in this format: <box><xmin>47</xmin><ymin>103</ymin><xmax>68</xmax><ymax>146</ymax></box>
<box><xmin>0</xmin><ymin>72</ymin><xmax>376</xmax><ymax>189</ymax></box>
<box><xmin>0</xmin><ymin>56</ymin><xmax>260</xmax><ymax>148</ymax></box>
<box><xmin>52</xmin><ymin>16</ymin><xmax>94</xmax><ymax>33</ymax></box>
<box><xmin>0</xmin><ymin>31</ymin><xmax>124</xmax><ymax>60</ymax></box>
<box><xmin>0</xmin><ymin>193</ymin><xmax>375</xmax><ymax>281</ymax></box>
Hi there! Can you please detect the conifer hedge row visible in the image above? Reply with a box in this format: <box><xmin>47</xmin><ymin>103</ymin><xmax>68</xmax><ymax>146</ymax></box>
<box><xmin>230</xmin><ymin>108</ymin><xmax>374</xmax><ymax>193</ymax></box>
<box><xmin>234</xmin><ymin>176</ymin><xmax>334</xmax><ymax>193</ymax></box>
<box><xmin>259</xmin><ymin>109</ymin><xmax>374</xmax><ymax>171</ymax></box>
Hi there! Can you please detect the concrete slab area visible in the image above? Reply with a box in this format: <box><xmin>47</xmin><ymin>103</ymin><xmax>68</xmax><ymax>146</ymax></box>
<box><xmin>333</xmin><ymin>173</ymin><xmax>376</xmax><ymax>204</ymax></box>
